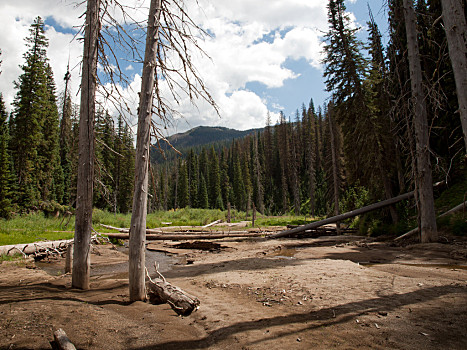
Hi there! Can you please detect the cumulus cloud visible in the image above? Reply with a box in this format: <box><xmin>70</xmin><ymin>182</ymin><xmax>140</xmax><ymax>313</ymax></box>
<box><xmin>0</xmin><ymin>0</ymin><xmax>332</xmax><ymax>135</ymax></box>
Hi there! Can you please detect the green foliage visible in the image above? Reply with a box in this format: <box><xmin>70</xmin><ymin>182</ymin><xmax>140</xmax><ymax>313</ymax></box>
<box><xmin>10</xmin><ymin>16</ymin><xmax>62</xmax><ymax>209</ymax></box>
<box><xmin>0</xmin><ymin>94</ymin><xmax>13</xmax><ymax>218</ymax></box>
<box><xmin>437</xmin><ymin>213</ymin><xmax>467</xmax><ymax>237</ymax></box>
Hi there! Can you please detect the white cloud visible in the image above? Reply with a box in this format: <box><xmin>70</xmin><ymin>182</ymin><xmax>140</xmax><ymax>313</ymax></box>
<box><xmin>0</xmin><ymin>0</ymin><xmax>332</xmax><ymax>135</ymax></box>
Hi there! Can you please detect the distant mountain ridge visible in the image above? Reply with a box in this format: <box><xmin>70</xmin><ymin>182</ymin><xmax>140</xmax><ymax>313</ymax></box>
<box><xmin>167</xmin><ymin>126</ymin><xmax>262</xmax><ymax>149</ymax></box>
<box><xmin>151</xmin><ymin>125</ymin><xmax>263</xmax><ymax>163</ymax></box>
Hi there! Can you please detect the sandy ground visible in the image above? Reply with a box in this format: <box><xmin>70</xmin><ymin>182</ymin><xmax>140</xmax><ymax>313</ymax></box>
<box><xmin>0</xmin><ymin>233</ymin><xmax>466</xmax><ymax>350</ymax></box>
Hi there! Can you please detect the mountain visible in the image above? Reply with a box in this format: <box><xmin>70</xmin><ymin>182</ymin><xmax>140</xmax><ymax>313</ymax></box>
<box><xmin>151</xmin><ymin>126</ymin><xmax>263</xmax><ymax>163</ymax></box>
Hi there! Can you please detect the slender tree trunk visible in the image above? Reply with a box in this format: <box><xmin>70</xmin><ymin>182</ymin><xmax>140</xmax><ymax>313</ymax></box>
<box><xmin>441</xmin><ymin>0</ymin><xmax>467</xmax><ymax>152</ymax></box>
<box><xmin>403</xmin><ymin>0</ymin><xmax>438</xmax><ymax>243</ymax></box>
<box><xmin>328</xmin><ymin>107</ymin><xmax>341</xmax><ymax>234</ymax></box>
<box><xmin>72</xmin><ymin>0</ymin><xmax>100</xmax><ymax>290</ymax></box>
<box><xmin>129</xmin><ymin>0</ymin><xmax>162</xmax><ymax>302</ymax></box>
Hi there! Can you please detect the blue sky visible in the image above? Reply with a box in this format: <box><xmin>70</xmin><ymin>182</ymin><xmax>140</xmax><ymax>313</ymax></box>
<box><xmin>0</xmin><ymin>0</ymin><xmax>389</xmax><ymax>136</ymax></box>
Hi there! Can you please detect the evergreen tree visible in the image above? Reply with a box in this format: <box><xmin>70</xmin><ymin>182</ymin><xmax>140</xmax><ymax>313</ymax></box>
<box><xmin>59</xmin><ymin>67</ymin><xmax>73</xmax><ymax>205</ymax></box>
<box><xmin>198</xmin><ymin>174</ymin><xmax>209</xmax><ymax>209</ymax></box>
<box><xmin>117</xmin><ymin>121</ymin><xmax>135</xmax><ymax>213</ymax></box>
<box><xmin>208</xmin><ymin>146</ymin><xmax>222</xmax><ymax>209</ymax></box>
<box><xmin>0</xmin><ymin>94</ymin><xmax>12</xmax><ymax>218</ymax></box>
<box><xmin>11</xmin><ymin>17</ymin><xmax>62</xmax><ymax>209</ymax></box>
<box><xmin>177</xmin><ymin>160</ymin><xmax>189</xmax><ymax>208</ymax></box>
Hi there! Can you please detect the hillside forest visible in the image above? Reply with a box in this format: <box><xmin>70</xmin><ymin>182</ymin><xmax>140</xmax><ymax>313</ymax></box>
<box><xmin>0</xmin><ymin>0</ymin><xmax>466</xmax><ymax>237</ymax></box>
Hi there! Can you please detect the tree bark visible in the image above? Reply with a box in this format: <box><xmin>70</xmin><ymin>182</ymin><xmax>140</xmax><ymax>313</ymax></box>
<box><xmin>53</xmin><ymin>328</ymin><xmax>76</xmax><ymax>350</ymax></box>
<box><xmin>129</xmin><ymin>0</ymin><xmax>162</xmax><ymax>302</ymax></box>
<box><xmin>441</xmin><ymin>0</ymin><xmax>467</xmax><ymax>152</ymax></box>
<box><xmin>403</xmin><ymin>0</ymin><xmax>438</xmax><ymax>243</ymax></box>
<box><xmin>328</xmin><ymin>106</ymin><xmax>341</xmax><ymax>234</ymax></box>
<box><xmin>72</xmin><ymin>0</ymin><xmax>100</xmax><ymax>290</ymax></box>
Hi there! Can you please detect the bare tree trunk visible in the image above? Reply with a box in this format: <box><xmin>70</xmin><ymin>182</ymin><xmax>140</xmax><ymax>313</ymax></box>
<box><xmin>129</xmin><ymin>0</ymin><xmax>162</xmax><ymax>302</ymax></box>
<box><xmin>441</xmin><ymin>0</ymin><xmax>467</xmax><ymax>152</ymax></box>
<box><xmin>72</xmin><ymin>0</ymin><xmax>100</xmax><ymax>290</ymax></box>
<box><xmin>403</xmin><ymin>0</ymin><xmax>438</xmax><ymax>243</ymax></box>
<box><xmin>328</xmin><ymin>107</ymin><xmax>341</xmax><ymax>234</ymax></box>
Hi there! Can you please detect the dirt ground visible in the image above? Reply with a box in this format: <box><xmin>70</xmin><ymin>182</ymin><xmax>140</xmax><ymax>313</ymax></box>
<box><xmin>1</xmin><ymin>233</ymin><xmax>466</xmax><ymax>350</ymax></box>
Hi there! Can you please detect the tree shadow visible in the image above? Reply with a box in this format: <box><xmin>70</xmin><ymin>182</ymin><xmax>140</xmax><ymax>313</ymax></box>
<box><xmin>163</xmin><ymin>256</ymin><xmax>303</xmax><ymax>279</ymax></box>
<box><xmin>0</xmin><ymin>281</ymin><xmax>131</xmax><ymax>306</ymax></box>
<box><xmin>130</xmin><ymin>284</ymin><xmax>464</xmax><ymax>349</ymax></box>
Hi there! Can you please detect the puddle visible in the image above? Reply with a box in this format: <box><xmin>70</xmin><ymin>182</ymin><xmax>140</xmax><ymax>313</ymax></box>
<box><xmin>36</xmin><ymin>245</ymin><xmax>176</xmax><ymax>277</ymax></box>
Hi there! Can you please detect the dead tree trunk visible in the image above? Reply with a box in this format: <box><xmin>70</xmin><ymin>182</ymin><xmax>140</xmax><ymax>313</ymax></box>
<box><xmin>403</xmin><ymin>0</ymin><xmax>438</xmax><ymax>243</ymax></box>
<box><xmin>328</xmin><ymin>106</ymin><xmax>341</xmax><ymax>234</ymax></box>
<box><xmin>441</xmin><ymin>0</ymin><xmax>467</xmax><ymax>152</ymax></box>
<box><xmin>146</xmin><ymin>263</ymin><xmax>199</xmax><ymax>316</ymax></box>
<box><xmin>129</xmin><ymin>0</ymin><xmax>162</xmax><ymax>302</ymax></box>
<box><xmin>270</xmin><ymin>191</ymin><xmax>414</xmax><ymax>239</ymax></box>
<box><xmin>72</xmin><ymin>0</ymin><xmax>100</xmax><ymax>290</ymax></box>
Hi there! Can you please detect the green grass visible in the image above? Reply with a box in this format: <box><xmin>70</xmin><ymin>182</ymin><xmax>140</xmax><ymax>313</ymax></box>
<box><xmin>0</xmin><ymin>253</ymin><xmax>24</xmax><ymax>262</ymax></box>
<box><xmin>0</xmin><ymin>212</ymin><xmax>75</xmax><ymax>245</ymax></box>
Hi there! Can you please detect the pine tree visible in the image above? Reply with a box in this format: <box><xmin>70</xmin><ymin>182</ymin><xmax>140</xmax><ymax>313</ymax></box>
<box><xmin>117</xmin><ymin>121</ymin><xmax>135</xmax><ymax>213</ymax></box>
<box><xmin>177</xmin><ymin>160</ymin><xmax>189</xmax><ymax>208</ymax></box>
<box><xmin>0</xmin><ymin>94</ymin><xmax>12</xmax><ymax>218</ymax></box>
<box><xmin>59</xmin><ymin>66</ymin><xmax>73</xmax><ymax>205</ymax></box>
<box><xmin>198</xmin><ymin>174</ymin><xmax>209</xmax><ymax>209</ymax></box>
<box><xmin>11</xmin><ymin>17</ymin><xmax>62</xmax><ymax>209</ymax></box>
<box><xmin>208</xmin><ymin>146</ymin><xmax>222</xmax><ymax>209</ymax></box>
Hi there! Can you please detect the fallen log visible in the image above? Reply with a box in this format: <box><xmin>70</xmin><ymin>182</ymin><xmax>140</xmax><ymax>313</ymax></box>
<box><xmin>270</xmin><ymin>191</ymin><xmax>415</xmax><ymax>239</ymax></box>
<box><xmin>99</xmin><ymin>224</ymin><xmax>129</xmax><ymax>233</ymax></box>
<box><xmin>100</xmin><ymin>224</ymin><xmax>217</xmax><ymax>234</ymax></box>
<box><xmin>53</xmin><ymin>328</ymin><xmax>76</xmax><ymax>350</ymax></box>
<box><xmin>106</xmin><ymin>231</ymin><xmax>269</xmax><ymax>241</ymax></box>
<box><xmin>202</xmin><ymin>219</ymin><xmax>222</xmax><ymax>228</ymax></box>
<box><xmin>146</xmin><ymin>263</ymin><xmax>199</xmax><ymax>316</ymax></box>
<box><xmin>395</xmin><ymin>200</ymin><xmax>467</xmax><ymax>241</ymax></box>
<box><xmin>0</xmin><ymin>239</ymin><xmax>74</xmax><ymax>257</ymax></box>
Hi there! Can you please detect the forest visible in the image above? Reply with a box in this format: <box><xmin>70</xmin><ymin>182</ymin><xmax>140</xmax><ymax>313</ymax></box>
<box><xmin>0</xmin><ymin>0</ymin><xmax>466</xmax><ymax>349</ymax></box>
<box><xmin>0</xmin><ymin>0</ymin><xmax>466</xmax><ymax>235</ymax></box>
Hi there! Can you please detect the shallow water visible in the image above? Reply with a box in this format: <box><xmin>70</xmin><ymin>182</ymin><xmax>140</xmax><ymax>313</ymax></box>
<box><xmin>36</xmin><ymin>244</ymin><xmax>176</xmax><ymax>277</ymax></box>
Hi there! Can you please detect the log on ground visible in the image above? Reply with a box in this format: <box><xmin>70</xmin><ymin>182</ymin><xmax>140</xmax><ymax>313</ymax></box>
<box><xmin>146</xmin><ymin>274</ymin><xmax>200</xmax><ymax>316</ymax></box>
<box><xmin>106</xmin><ymin>232</ymin><xmax>269</xmax><ymax>240</ymax></box>
<box><xmin>53</xmin><ymin>328</ymin><xmax>76</xmax><ymax>350</ymax></box>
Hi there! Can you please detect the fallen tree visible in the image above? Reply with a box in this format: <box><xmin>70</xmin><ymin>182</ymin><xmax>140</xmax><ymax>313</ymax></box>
<box><xmin>0</xmin><ymin>239</ymin><xmax>73</xmax><ymax>257</ymax></box>
<box><xmin>106</xmin><ymin>231</ymin><xmax>269</xmax><ymax>241</ymax></box>
<box><xmin>146</xmin><ymin>263</ymin><xmax>199</xmax><ymax>316</ymax></box>
<box><xmin>269</xmin><ymin>191</ymin><xmax>415</xmax><ymax>239</ymax></box>
<box><xmin>395</xmin><ymin>200</ymin><xmax>467</xmax><ymax>241</ymax></box>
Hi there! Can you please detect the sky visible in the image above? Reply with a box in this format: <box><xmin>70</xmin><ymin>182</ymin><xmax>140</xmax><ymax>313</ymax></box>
<box><xmin>0</xmin><ymin>0</ymin><xmax>389</xmax><ymax>136</ymax></box>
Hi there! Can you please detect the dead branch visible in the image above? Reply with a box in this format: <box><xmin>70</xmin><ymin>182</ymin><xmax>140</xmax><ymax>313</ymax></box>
<box><xmin>146</xmin><ymin>262</ymin><xmax>199</xmax><ymax>316</ymax></box>
<box><xmin>53</xmin><ymin>328</ymin><xmax>76</xmax><ymax>350</ymax></box>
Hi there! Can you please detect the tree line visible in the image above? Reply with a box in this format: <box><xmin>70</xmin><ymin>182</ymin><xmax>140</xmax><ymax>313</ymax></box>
<box><xmin>0</xmin><ymin>17</ymin><xmax>135</xmax><ymax>218</ymax></box>
<box><xmin>149</xmin><ymin>0</ymin><xmax>466</xmax><ymax>235</ymax></box>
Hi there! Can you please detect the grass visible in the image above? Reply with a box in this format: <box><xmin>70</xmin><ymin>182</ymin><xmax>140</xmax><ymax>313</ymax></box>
<box><xmin>2</xmin><ymin>208</ymin><xmax>312</xmax><ymax>246</ymax></box>
<box><xmin>0</xmin><ymin>253</ymin><xmax>24</xmax><ymax>262</ymax></box>
<box><xmin>0</xmin><ymin>212</ymin><xmax>75</xmax><ymax>246</ymax></box>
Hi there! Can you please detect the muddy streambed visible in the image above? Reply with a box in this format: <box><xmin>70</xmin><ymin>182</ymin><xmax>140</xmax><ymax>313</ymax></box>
<box><xmin>35</xmin><ymin>244</ymin><xmax>176</xmax><ymax>278</ymax></box>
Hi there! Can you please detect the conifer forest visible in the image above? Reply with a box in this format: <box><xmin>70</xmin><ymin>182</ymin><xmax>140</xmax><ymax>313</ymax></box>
<box><xmin>0</xmin><ymin>0</ymin><xmax>466</xmax><ymax>233</ymax></box>
<box><xmin>0</xmin><ymin>1</ymin><xmax>467</xmax><ymax>349</ymax></box>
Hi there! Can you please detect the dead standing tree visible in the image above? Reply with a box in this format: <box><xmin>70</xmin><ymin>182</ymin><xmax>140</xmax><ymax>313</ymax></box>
<box><xmin>402</xmin><ymin>0</ymin><xmax>438</xmax><ymax>243</ymax></box>
<box><xmin>440</xmin><ymin>0</ymin><xmax>467</xmax><ymax>152</ymax></box>
<box><xmin>129</xmin><ymin>0</ymin><xmax>162</xmax><ymax>302</ymax></box>
<box><xmin>129</xmin><ymin>0</ymin><xmax>218</xmax><ymax>301</ymax></box>
<box><xmin>73</xmin><ymin>0</ymin><xmax>100</xmax><ymax>290</ymax></box>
